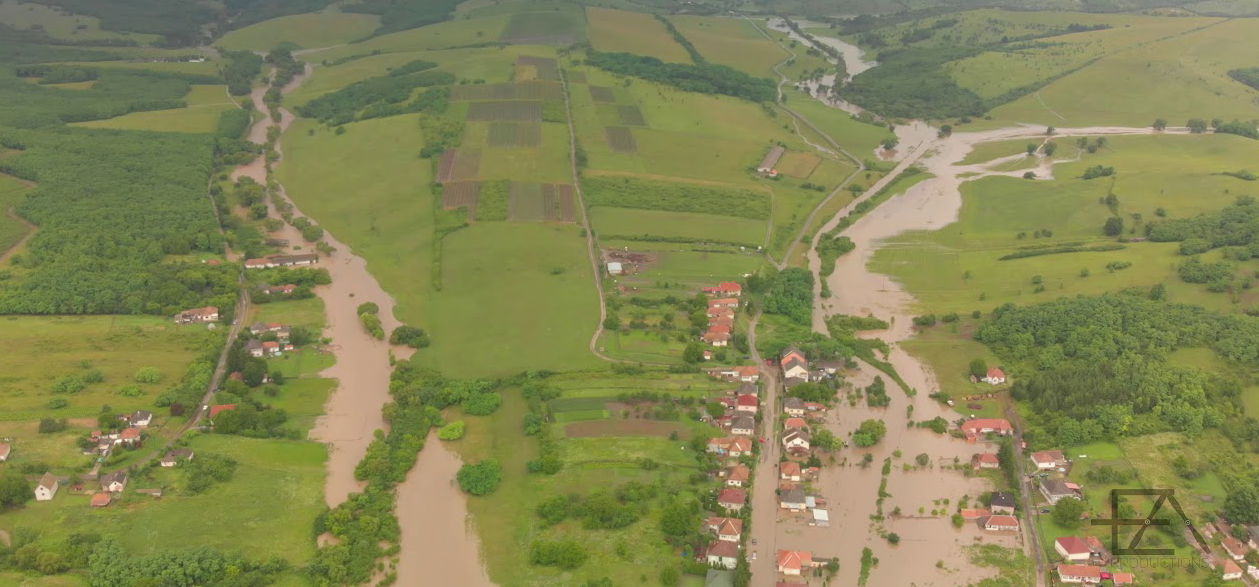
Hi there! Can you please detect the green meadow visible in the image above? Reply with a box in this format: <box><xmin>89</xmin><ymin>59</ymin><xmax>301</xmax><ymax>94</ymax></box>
<box><xmin>0</xmin><ymin>0</ymin><xmax>160</xmax><ymax>43</ymax></box>
<box><xmin>587</xmin><ymin>7</ymin><xmax>691</xmax><ymax>63</ymax></box>
<box><xmin>670</xmin><ymin>16</ymin><xmax>785</xmax><ymax>78</ymax></box>
<box><xmin>590</xmin><ymin>207</ymin><xmax>766</xmax><ymax>246</ymax></box>
<box><xmin>872</xmin><ymin>134</ymin><xmax>1259</xmax><ymax>316</ymax></box>
<box><xmin>217</xmin><ymin>10</ymin><xmax>380</xmax><ymax>51</ymax></box>
<box><xmin>0</xmin><ymin>315</ymin><xmax>215</xmax><ymax>422</ymax></box>
<box><xmin>308</xmin><ymin>14</ymin><xmax>511</xmax><ymax>63</ymax></box>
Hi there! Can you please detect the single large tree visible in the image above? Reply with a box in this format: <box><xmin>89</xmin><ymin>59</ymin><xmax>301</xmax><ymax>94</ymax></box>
<box><xmin>1052</xmin><ymin>497</ymin><xmax>1087</xmax><ymax>528</ymax></box>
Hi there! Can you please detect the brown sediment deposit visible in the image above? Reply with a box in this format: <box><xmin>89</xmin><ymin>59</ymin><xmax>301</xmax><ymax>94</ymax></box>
<box><xmin>232</xmin><ymin>58</ymin><xmax>490</xmax><ymax>585</ymax></box>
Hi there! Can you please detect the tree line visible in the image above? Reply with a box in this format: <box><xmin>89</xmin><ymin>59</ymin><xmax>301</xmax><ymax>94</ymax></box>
<box><xmin>298</xmin><ymin>60</ymin><xmax>453</xmax><ymax>125</ymax></box>
<box><xmin>586</xmin><ymin>51</ymin><xmax>777</xmax><ymax>103</ymax></box>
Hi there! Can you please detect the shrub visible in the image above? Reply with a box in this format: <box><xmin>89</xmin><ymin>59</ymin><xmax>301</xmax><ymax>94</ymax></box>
<box><xmin>390</xmin><ymin>325</ymin><xmax>430</xmax><ymax>348</ymax></box>
<box><xmin>134</xmin><ymin>367</ymin><xmax>162</xmax><ymax>384</ymax></box>
<box><xmin>463</xmin><ymin>393</ymin><xmax>502</xmax><ymax>416</ymax></box>
<box><xmin>437</xmin><ymin>420</ymin><xmax>465</xmax><ymax>440</ymax></box>
<box><xmin>46</xmin><ymin>398</ymin><xmax>69</xmax><ymax>410</ymax></box>
<box><xmin>457</xmin><ymin>460</ymin><xmax>503</xmax><ymax>496</ymax></box>
<box><xmin>529</xmin><ymin>539</ymin><xmax>588</xmax><ymax>569</ymax></box>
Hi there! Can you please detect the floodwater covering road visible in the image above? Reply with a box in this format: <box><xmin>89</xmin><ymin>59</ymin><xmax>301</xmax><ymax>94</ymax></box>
<box><xmin>231</xmin><ymin>59</ymin><xmax>491</xmax><ymax>585</ymax></box>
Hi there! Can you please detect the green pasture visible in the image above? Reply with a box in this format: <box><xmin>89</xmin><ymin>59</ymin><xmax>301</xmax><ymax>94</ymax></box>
<box><xmin>597</xmin><ymin>329</ymin><xmax>681</xmax><ymax>364</ymax></box>
<box><xmin>416</xmin><ymin>223</ymin><xmax>601</xmax><ymax>377</ymax></box>
<box><xmin>0</xmin><ymin>315</ymin><xmax>215</xmax><ymax>422</ymax></box>
<box><xmin>551</xmin><ymin>409</ymin><xmax>609</xmax><ymax>423</ymax></box>
<box><xmin>51</xmin><ymin>59</ymin><xmax>223</xmax><ymax>77</ymax></box>
<box><xmin>278</xmin><ymin>114</ymin><xmax>435</xmax><ymax>324</ymax></box>
<box><xmin>468</xmin><ymin>122</ymin><xmax>571</xmax><ymax>183</ymax></box>
<box><xmin>590</xmin><ymin>207</ymin><xmax>766</xmax><ymax>247</ymax></box>
<box><xmin>546</xmin><ymin>370</ymin><xmax>729</xmax><ymax>399</ymax></box>
<box><xmin>587</xmin><ymin>7</ymin><xmax>690</xmax><ymax>63</ymax></box>
<box><xmin>871</xmin><ymin>134</ymin><xmax>1259</xmax><ymax>315</ymax></box>
<box><xmin>899</xmin><ymin>320</ymin><xmax>1004</xmax><ymax>401</ymax></box>
<box><xmin>499</xmin><ymin>8</ymin><xmax>585</xmax><ymax>45</ymax></box>
<box><xmin>250</xmin><ymin>296</ymin><xmax>326</xmax><ymax>331</ymax></box>
<box><xmin>0</xmin><ymin>434</ymin><xmax>325</xmax><ymax>565</ymax></box>
<box><xmin>266</xmin><ymin>376</ymin><xmax>335</xmax><ymax>433</ymax></box>
<box><xmin>71</xmin><ymin>85</ymin><xmax>237</xmax><ymax>133</ymax></box>
<box><xmin>218</xmin><ymin>11</ymin><xmax>380</xmax><ymax>51</ymax></box>
<box><xmin>618</xmin><ymin>248</ymin><xmax>763</xmax><ymax>293</ymax></box>
<box><xmin>989</xmin><ymin>17</ymin><xmax>1258</xmax><ymax>126</ymax></box>
<box><xmin>308</xmin><ymin>14</ymin><xmax>511</xmax><ymax>63</ymax></box>
<box><xmin>670</xmin><ymin>16</ymin><xmax>785</xmax><ymax>78</ymax></box>
<box><xmin>782</xmin><ymin>88</ymin><xmax>894</xmax><ymax>158</ymax></box>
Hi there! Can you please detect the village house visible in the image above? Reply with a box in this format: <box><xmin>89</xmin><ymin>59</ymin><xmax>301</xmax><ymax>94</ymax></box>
<box><xmin>961</xmin><ymin>418</ymin><xmax>1013</xmax><ymax>442</ymax></box>
<box><xmin>118</xmin><ymin>427</ymin><xmax>141</xmax><ymax>446</ymax></box>
<box><xmin>776</xmin><ymin>550</ymin><xmax>813</xmax><ymax>576</ymax></box>
<box><xmin>90</xmin><ymin>492</ymin><xmax>112</xmax><ymax>508</ymax></box>
<box><xmin>101</xmin><ymin>471</ymin><xmax>128</xmax><ymax>493</ymax></box>
<box><xmin>982</xmin><ymin>367</ymin><xmax>1007</xmax><ymax>385</ymax></box>
<box><xmin>961</xmin><ymin>508</ymin><xmax>991</xmax><ymax>520</ymax></box>
<box><xmin>783</xmin><ymin>397</ymin><xmax>805</xmax><ymax>417</ymax></box>
<box><xmin>1031</xmin><ymin>450</ymin><xmax>1068</xmax><ymax>470</ymax></box>
<box><xmin>735</xmin><ymin>394</ymin><xmax>758</xmax><ymax>414</ymax></box>
<box><xmin>0</xmin><ymin>443</ymin><xmax>10</xmax><ymax>462</ymax></box>
<box><xmin>262</xmin><ymin>284</ymin><xmax>298</xmax><ymax>296</ymax></box>
<box><xmin>1246</xmin><ymin>525</ymin><xmax>1259</xmax><ymax>550</ymax></box>
<box><xmin>1223</xmin><ymin>559</ymin><xmax>1243</xmax><ymax>581</ymax></box>
<box><xmin>815</xmin><ymin>358</ymin><xmax>845</xmax><ymax>377</ymax></box>
<box><xmin>780</xmin><ymin>488</ymin><xmax>807</xmax><ymax>511</ymax></box>
<box><xmin>709</xmin><ymin>297</ymin><xmax>739</xmax><ymax>310</ymax></box>
<box><xmin>208</xmin><ymin>404</ymin><xmax>238</xmax><ymax>421</ymax></box>
<box><xmin>725</xmin><ymin>465</ymin><xmax>750</xmax><ymax>487</ymax></box>
<box><xmin>270</xmin><ymin>253</ymin><xmax>318</xmax><ymax>267</ymax></box>
<box><xmin>708</xmin><ymin>437</ymin><xmax>754</xmax><ymax>458</ymax></box>
<box><xmin>35</xmin><ymin>473</ymin><xmax>59</xmax><ymax>501</ymax></box>
<box><xmin>702</xmin><ymin>282</ymin><xmax>743</xmax><ymax>297</ymax></box>
<box><xmin>780</xmin><ymin>461</ymin><xmax>802</xmax><ymax>482</ymax></box>
<box><xmin>983</xmin><ymin>515</ymin><xmax>1020</xmax><ymax>532</ymax></box>
<box><xmin>1041</xmin><ymin>478</ymin><xmax>1083</xmax><ymax>505</ymax></box>
<box><xmin>174</xmin><ymin>306</ymin><xmax>219</xmax><ymax>324</ymax></box>
<box><xmin>124</xmin><ymin>410</ymin><xmax>153</xmax><ymax>428</ymax></box>
<box><xmin>246</xmin><ymin>339</ymin><xmax>266</xmax><ymax>358</ymax></box>
<box><xmin>1224</xmin><ymin>535</ymin><xmax>1249</xmax><ymax>561</ymax></box>
<box><xmin>737</xmin><ymin>382</ymin><xmax>758</xmax><ymax>396</ymax></box>
<box><xmin>803</xmin><ymin>401</ymin><xmax>826</xmax><ymax>412</ymax></box>
<box><xmin>781</xmin><ymin>429</ymin><xmax>810</xmax><ymax>454</ymax></box>
<box><xmin>783</xmin><ymin>417</ymin><xmax>808</xmax><ymax>431</ymax></box>
<box><xmin>706</xmin><ymin>516</ymin><xmax>743</xmax><ymax>542</ymax></box>
<box><xmin>990</xmin><ymin>491</ymin><xmax>1017</xmax><ymax>515</ymax></box>
<box><xmin>706</xmin><ymin>541</ymin><xmax>739</xmax><ymax>570</ymax></box>
<box><xmin>731</xmin><ymin>415</ymin><xmax>756</xmax><ymax>436</ymax></box>
<box><xmin>1113</xmin><ymin>572</ymin><xmax>1135</xmax><ymax>585</ymax></box>
<box><xmin>717</xmin><ymin>488</ymin><xmax>747</xmax><ymax>512</ymax></box>
<box><xmin>780</xmin><ymin>348</ymin><xmax>809</xmax><ymax>380</ymax></box>
<box><xmin>160</xmin><ymin>449</ymin><xmax>194</xmax><ymax>467</ymax></box>
<box><xmin>972</xmin><ymin>453</ymin><xmax>1000</xmax><ymax>470</ymax></box>
<box><xmin>706</xmin><ymin>306</ymin><xmax>735</xmax><ymax>320</ymax></box>
<box><xmin>703</xmin><ymin>327</ymin><xmax>731</xmax><ymax>347</ymax></box>
<box><xmin>758</xmin><ymin>145</ymin><xmax>785</xmax><ymax>177</ymax></box>
<box><xmin>1057</xmin><ymin>564</ymin><xmax>1103</xmax><ymax>584</ymax></box>
<box><xmin>1055</xmin><ymin>537</ymin><xmax>1092</xmax><ymax>562</ymax></box>
<box><xmin>244</xmin><ymin>258</ymin><xmax>271</xmax><ymax>269</ymax></box>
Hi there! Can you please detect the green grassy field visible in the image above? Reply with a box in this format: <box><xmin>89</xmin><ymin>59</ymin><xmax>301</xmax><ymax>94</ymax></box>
<box><xmin>466</xmin><ymin>121</ymin><xmax>571</xmax><ymax>183</ymax></box>
<box><xmin>250</xmin><ymin>296</ymin><xmax>326</xmax><ymax>331</ymax></box>
<box><xmin>0</xmin><ymin>434</ymin><xmax>325</xmax><ymax>565</ymax></box>
<box><xmin>72</xmin><ymin>85</ymin><xmax>237</xmax><ymax>133</ymax></box>
<box><xmin>50</xmin><ymin>59</ymin><xmax>223</xmax><ymax>77</ymax></box>
<box><xmin>308</xmin><ymin>14</ymin><xmax>511</xmax><ymax>64</ymax></box>
<box><xmin>586</xmin><ymin>7</ymin><xmax>691</xmax><ymax>63</ymax></box>
<box><xmin>415</xmin><ymin>222</ymin><xmax>602</xmax><ymax>376</ymax></box>
<box><xmin>988</xmin><ymin>17</ymin><xmax>1258</xmax><ymax>126</ymax></box>
<box><xmin>217</xmin><ymin>10</ymin><xmax>380</xmax><ymax>51</ymax></box>
<box><xmin>590</xmin><ymin>207</ymin><xmax>766</xmax><ymax>246</ymax></box>
<box><xmin>782</xmin><ymin>88</ymin><xmax>894</xmax><ymax>158</ymax></box>
<box><xmin>669</xmin><ymin>15</ymin><xmax>784</xmax><ymax>77</ymax></box>
<box><xmin>871</xmin><ymin>134</ymin><xmax>1259</xmax><ymax>316</ymax></box>
<box><xmin>0</xmin><ymin>0</ymin><xmax>159</xmax><ymax>43</ymax></box>
<box><xmin>0</xmin><ymin>315</ymin><xmax>215</xmax><ymax>421</ymax></box>
<box><xmin>278</xmin><ymin>114</ymin><xmax>435</xmax><ymax>323</ymax></box>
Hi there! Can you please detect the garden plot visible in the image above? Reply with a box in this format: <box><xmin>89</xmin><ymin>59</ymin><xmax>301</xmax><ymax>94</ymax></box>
<box><xmin>588</xmin><ymin>85</ymin><xmax>615</xmax><ymax>103</ymax></box>
<box><xmin>487</xmin><ymin>122</ymin><xmax>543</xmax><ymax>148</ymax></box>
<box><xmin>515</xmin><ymin>55</ymin><xmax>560</xmax><ymax>81</ymax></box>
<box><xmin>617</xmin><ymin>105</ymin><xmax>646</xmax><ymax>126</ymax></box>
<box><xmin>442</xmin><ymin>181</ymin><xmax>481</xmax><ymax>216</ymax></box>
<box><xmin>467</xmin><ymin>101</ymin><xmax>543</xmax><ymax>122</ymax></box>
<box><xmin>605</xmin><ymin>126</ymin><xmax>638</xmax><ymax>153</ymax></box>
<box><xmin>508</xmin><ymin>182</ymin><xmax>576</xmax><ymax>222</ymax></box>
<box><xmin>437</xmin><ymin>149</ymin><xmax>482</xmax><ymax>182</ymax></box>
<box><xmin>500</xmin><ymin>12</ymin><xmax>580</xmax><ymax>46</ymax></box>
<box><xmin>451</xmin><ymin>81</ymin><xmax>562</xmax><ymax>101</ymax></box>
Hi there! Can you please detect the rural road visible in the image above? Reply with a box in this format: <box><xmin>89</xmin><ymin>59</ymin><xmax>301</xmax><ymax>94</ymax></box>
<box><xmin>745</xmin><ymin>311</ymin><xmax>783</xmax><ymax>586</ymax></box>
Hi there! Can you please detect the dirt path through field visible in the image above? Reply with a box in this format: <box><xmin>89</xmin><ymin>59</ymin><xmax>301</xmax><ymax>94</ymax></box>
<box><xmin>233</xmin><ymin>60</ymin><xmax>490</xmax><ymax>585</ymax></box>
<box><xmin>0</xmin><ymin>206</ymin><xmax>35</xmax><ymax>265</ymax></box>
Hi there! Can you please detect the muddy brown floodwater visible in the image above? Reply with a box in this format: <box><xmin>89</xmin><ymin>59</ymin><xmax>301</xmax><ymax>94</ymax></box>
<box><xmin>231</xmin><ymin>60</ymin><xmax>491</xmax><ymax>585</ymax></box>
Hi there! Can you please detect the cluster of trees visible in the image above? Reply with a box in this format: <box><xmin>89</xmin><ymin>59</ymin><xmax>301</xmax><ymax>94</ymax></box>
<box><xmin>764</xmin><ymin>268</ymin><xmax>815</xmax><ymax>325</ymax></box>
<box><xmin>536</xmin><ymin>482</ymin><xmax>657</xmax><ymax>529</ymax></box>
<box><xmin>1081</xmin><ymin>165</ymin><xmax>1115</xmax><ymax>179</ymax></box>
<box><xmin>223</xmin><ymin>50</ymin><xmax>262</xmax><ymax>95</ymax></box>
<box><xmin>89</xmin><ymin>539</ymin><xmax>288</xmax><ymax>586</ymax></box>
<box><xmin>838</xmin><ymin>47</ymin><xmax>984</xmax><ymax>119</ymax></box>
<box><xmin>298</xmin><ymin>60</ymin><xmax>453</xmax><ymax>125</ymax></box>
<box><xmin>358</xmin><ymin>302</ymin><xmax>385</xmax><ymax>339</ymax></box>
<box><xmin>0</xmin><ymin>128</ymin><xmax>235</xmax><ymax>315</ymax></box>
<box><xmin>0</xmin><ymin>66</ymin><xmax>213</xmax><ymax>127</ymax></box>
<box><xmin>1230</xmin><ymin>68</ymin><xmax>1259</xmax><ymax>91</ymax></box>
<box><xmin>456</xmin><ymin>459</ymin><xmax>502</xmax><ymax>496</ymax></box>
<box><xmin>418</xmin><ymin>112</ymin><xmax>463</xmax><ymax>158</ymax></box>
<box><xmin>390</xmin><ymin>324</ymin><xmax>431</xmax><ymax>348</ymax></box>
<box><xmin>184</xmin><ymin>453</ymin><xmax>238</xmax><ymax>494</ymax></box>
<box><xmin>1149</xmin><ymin>196</ymin><xmax>1259</xmax><ymax>254</ymax></box>
<box><xmin>852</xmin><ymin>419</ymin><xmax>887</xmax><ymax>447</ymax></box>
<box><xmin>586</xmin><ymin>52</ymin><xmax>776</xmax><ymax>103</ymax></box>
<box><xmin>865</xmin><ymin>376</ymin><xmax>890</xmax><ymax>407</ymax></box>
<box><xmin>817</xmin><ymin>234</ymin><xmax>855</xmax><ymax>277</ymax></box>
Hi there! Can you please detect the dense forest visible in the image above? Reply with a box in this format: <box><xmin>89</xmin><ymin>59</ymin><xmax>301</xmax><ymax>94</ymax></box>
<box><xmin>341</xmin><ymin>0</ymin><xmax>463</xmax><ymax>35</ymax></box>
<box><xmin>0</xmin><ymin>128</ymin><xmax>235</xmax><ymax>315</ymax></box>
<box><xmin>587</xmin><ymin>52</ymin><xmax>777</xmax><ymax>103</ymax></box>
<box><xmin>0</xmin><ymin>68</ymin><xmax>220</xmax><ymax>127</ymax></box>
<box><xmin>1149</xmin><ymin>196</ymin><xmax>1259</xmax><ymax>252</ymax></box>
<box><xmin>838</xmin><ymin>47</ymin><xmax>984</xmax><ymax>118</ymax></box>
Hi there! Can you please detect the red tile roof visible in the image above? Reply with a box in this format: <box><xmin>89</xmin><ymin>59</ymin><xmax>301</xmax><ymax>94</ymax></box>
<box><xmin>209</xmin><ymin>404</ymin><xmax>237</xmax><ymax>418</ymax></box>
<box><xmin>777</xmin><ymin>550</ymin><xmax>812</xmax><ymax>573</ymax></box>
<box><xmin>1056</xmin><ymin>536</ymin><xmax>1091</xmax><ymax>556</ymax></box>
<box><xmin>961</xmin><ymin>418</ymin><xmax>1012</xmax><ymax>435</ymax></box>
<box><xmin>985</xmin><ymin>515</ymin><xmax>1020</xmax><ymax>529</ymax></box>
<box><xmin>973</xmin><ymin>453</ymin><xmax>1000</xmax><ymax>466</ymax></box>
<box><xmin>1031</xmin><ymin>450</ymin><xmax>1066</xmax><ymax>465</ymax></box>
<box><xmin>718</xmin><ymin>488</ymin><xmax>747</xmax><ymax>505</ymax></box>
<box><xmin>702</xmin><ymin>282</ymin><xmax>743</xmax><ymax>295</ymax></box>
<box><xmin>90</xmin><ymin>492</ymin><xmax>112</xmax><ymax>507</ymax></box>
<box><xmin>1224</xmin><ymin>559</ymin><xmax>1243</xmax><ymax>575</ymax></box>
<box><xmin>736</xmin><ymin>394</ymin><xmax>758</xmax><ymax>407</ymax></box>
<box><xmin>780</xmin><ymin>461</ymin><xmax>801</xmax><ymax>477</ymax></box>
<box><xmin>736</xmin><ymin>366</ymin><xmax>759</xmax><ymax>377</ymax></box>
<box><xmin>1057</xmin><ymin>564</ymin><xmax>1102</xmax><ymax>580</ymax></box>
<box><xmin>707</xmin><ymin>540</ymin><xmax>739</xmax><ymax>558</ymax></box>
<box><xmin>119</xmin><ymin>427</ymin><xmax>141</xmax><ymax>440</ymax></box>
<box><xmin>961</xmin><ymin>508</ymin><xmax>991</xmax><ymax>519</ymax></box>
<box><xmin>727</xmin><ymin>465</ymin><xmax>750</xmax><ymax>482</ymax></box>
<box><xmin>784</xmin><ymin>417</ymin><xmax>808</xmax><ymax>429</ymax></box>
<box><xmin>987</xmin><ymin>367</ymin><xmax>1005</xmax><ymax>379</ymax></box>
<box><xmin>1112</xmin><ymin>572</ymin><xmax>1135</xmax><ymax>585</ymax></box>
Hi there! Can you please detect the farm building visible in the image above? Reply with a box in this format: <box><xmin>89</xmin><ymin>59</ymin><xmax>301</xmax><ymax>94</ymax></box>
<box><xmin>983</xmin><ymin>515</ymin><xmax>1020</xmax><ymax>532</ymax></box>
<box><xmin>1055</xmin><ymin>537</ymin><xmax>1091</xmax><ymax>562</ymax></box>
<box><xmin>702</xmin><ymin>282</ymin><xmax>743</xmax><ymax>297</ymax></box>
<box><xmin>1030</xmin><ymin>450</ymin><xmax>1068</xmax><ymax>470</ymax></box>
<box><xmin>90</xmin><ymin>492</ymin><xmax>112</xmax><ymax>508</ymax></box>
<box><xmin>161</xmin><ymin>449</ymin><xmax>195</xmax><ymax>467</ymax></box>
<box><xmin>961</xmin><ymin>418</ymin><xmax>1012</xmax><ymax>442</ymax></box>
<box><xmin>175</xmin><ymin>306</ymin><xmax>219</xmax><ymax>324</ymax></box>
<box><xmin>606</xmin><ymin>261</ymin><xmax>624</xmax><ymax>275</ymax></box>
<box><xmin>757</xmin><ymin>145</ymin><xmax>786</xmax><ymax>176</ymax></box>
<box><xmin>971</xmin><ymin>453</ymin><xmax>1000</xmax><ymax>470</ymax></box>
<box><xmin>262</xmin><ymin>284</ymin><xmax>298</xmax><ymax>295</ymax></box>
<box><xmin>35</xmin><ymin>473</ymin><xmax>59</xmax><ymax>501</ymax></box>
<box><xmin>1057</xmin><ymin>564</ymin><xmax>1102</xmax><ymax>584</ymax></box>
<box><xmin>990</xmin><ymin>491</ymin><xmax>1017</xmax><ymax>515</ymax></box>
<box><xmin>982</xmin><ymin>367</ymin><xmax>1006</xmax><ymax>384</ymax></box>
